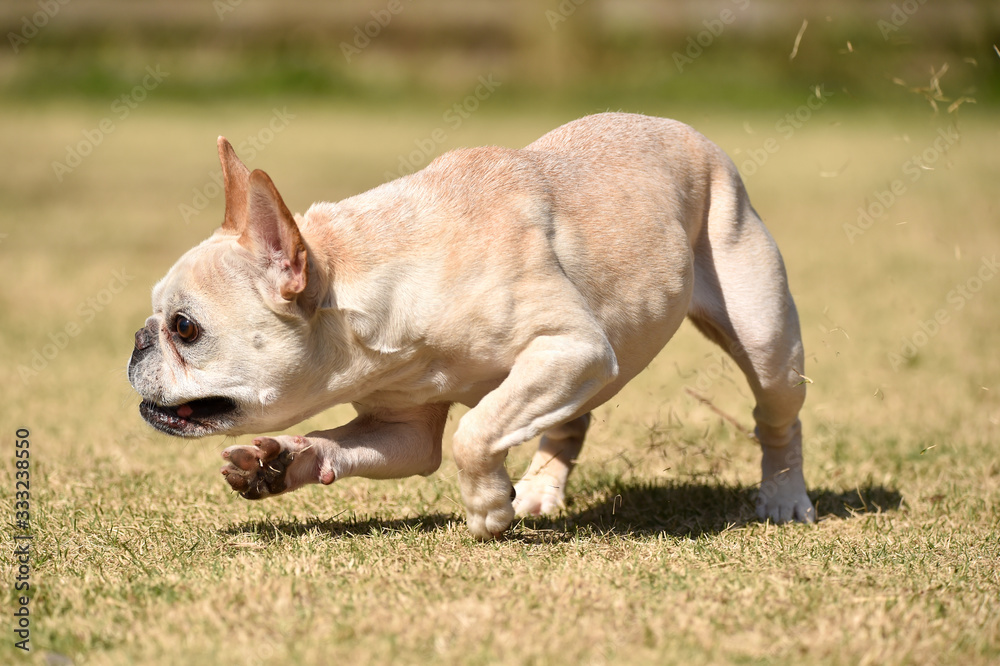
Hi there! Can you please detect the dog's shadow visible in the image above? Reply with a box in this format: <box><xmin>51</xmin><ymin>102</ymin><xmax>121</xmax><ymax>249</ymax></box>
<box><xmin>223</xmin><ymin>480</ymin><xmax>902</xmax><ymax>543</ymax></box>
<box><xmin>527</xmin><ymin>480</ymin><xmax>903</xmax><ymax>539</ymax></box>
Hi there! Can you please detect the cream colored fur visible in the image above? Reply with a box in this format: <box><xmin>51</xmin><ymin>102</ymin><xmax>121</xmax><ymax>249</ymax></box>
<box><xmin>127</xmin><ymin>112</ymin><xmax>815</xmax><ymax>540</ymax></box>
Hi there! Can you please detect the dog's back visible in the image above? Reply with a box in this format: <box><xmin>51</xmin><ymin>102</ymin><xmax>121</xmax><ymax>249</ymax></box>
<box><xmin>375</xmin><ymin>113</ymin><xmax>755</xmax><ymax>399</ymax></box>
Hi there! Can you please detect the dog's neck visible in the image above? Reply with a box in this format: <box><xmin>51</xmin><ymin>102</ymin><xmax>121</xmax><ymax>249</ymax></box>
<box><xmin>298</xmin><ymin>181</ymin><xmax>425</xmax><ymax>274</ymax></box>
<box><xmin>293</xmin><ymin>189</ymin><xmax>440</xmax><ymax>409</ymax></box>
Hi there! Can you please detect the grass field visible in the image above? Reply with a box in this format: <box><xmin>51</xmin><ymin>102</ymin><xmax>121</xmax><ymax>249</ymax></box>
<box><xmin>1</xmin><ymin>97</ymin><xmax>999</xmax><ymax>665</ymax></box>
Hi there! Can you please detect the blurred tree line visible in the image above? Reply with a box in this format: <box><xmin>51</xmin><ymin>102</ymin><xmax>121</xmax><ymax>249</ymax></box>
<box><xmin>1</xmin><ymin>0</ymin><xmax>997</xmax><ymax>109</ymax></box>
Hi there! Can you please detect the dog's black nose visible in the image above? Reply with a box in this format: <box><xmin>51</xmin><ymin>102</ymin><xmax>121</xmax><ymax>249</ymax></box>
<box><xmin>129</xmin><ymin>326</ymin><xmax>156</xmax><ymax>367</ymax></box>
<box><xmin>134</xmin><ymin>327</ymin><xmax>154</xmax><ymax>351</ymax></box>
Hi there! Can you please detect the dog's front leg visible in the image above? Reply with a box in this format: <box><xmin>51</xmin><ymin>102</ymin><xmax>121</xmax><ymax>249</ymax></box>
<box><xmin>220</xmin><ymin>403</ymin><xmax>449</xmax><ymax>499</ymax></box>
<box><xmin>454</xmin><ymin>333</ymin><xmax>618</xmax><ymax>540</ymax></box>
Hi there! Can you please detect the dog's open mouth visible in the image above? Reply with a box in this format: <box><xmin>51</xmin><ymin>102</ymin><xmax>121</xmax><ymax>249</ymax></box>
<box><xmin>139</xmin><ymin>397</ymin><xmax>238</xmax><ymax>437</ymax></box>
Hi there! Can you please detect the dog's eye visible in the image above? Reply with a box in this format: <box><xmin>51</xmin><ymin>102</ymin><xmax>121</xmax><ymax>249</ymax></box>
<box><xmin>174</xmin><ymin>314</ymin><xmax>199</xmax><ymax>343</ymax></box>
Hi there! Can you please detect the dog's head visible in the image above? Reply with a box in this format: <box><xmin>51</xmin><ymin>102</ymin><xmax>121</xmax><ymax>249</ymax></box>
<box><xmin>128</xmin><ymin>138</ymin><xmax>326</xmax><ymax>437</ymax></box>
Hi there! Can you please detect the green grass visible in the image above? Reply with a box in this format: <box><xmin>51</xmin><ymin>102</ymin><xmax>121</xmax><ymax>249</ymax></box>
<box><xmin>1</xmin><ymin>99</ymin><xmax>999</xmax><ymax>665</ymax></box>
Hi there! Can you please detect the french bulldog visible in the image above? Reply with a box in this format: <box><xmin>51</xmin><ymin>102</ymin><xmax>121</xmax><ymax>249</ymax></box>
<box><xmin>127</xmin><ymin>112</ymin><xmax>816</xmax><ymax>539</ymax></box>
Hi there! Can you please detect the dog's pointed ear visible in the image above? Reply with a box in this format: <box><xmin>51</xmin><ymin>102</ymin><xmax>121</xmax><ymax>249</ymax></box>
<box><xmin>218</xmin><ymin>136</ymin><xmax>250</xmax><ymax>234</ymax></box>
<box><xmin>243</xmin><ymin>169</ymin><xmax>309</xmax><ymax>303</ymax></box>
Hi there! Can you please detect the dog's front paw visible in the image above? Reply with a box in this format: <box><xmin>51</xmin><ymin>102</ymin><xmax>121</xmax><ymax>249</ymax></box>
<box><xmin>461</xmin><ymin>476</ymin><xmax>516</xmax><ymax>541</ymax></box>
<box><xmin>221</xmin><ymin>437</ymin><xmax>296</xmax><ymax>499</ymax></box>
<box><xmin>466</xmin><ymin>501</ymin><xmax>516</xmax><ymax>541</ymax></box>
<box><xmin>513</xmin><ymin>473</ymin><xmax>566</xmax><ymax>517</ymax></box>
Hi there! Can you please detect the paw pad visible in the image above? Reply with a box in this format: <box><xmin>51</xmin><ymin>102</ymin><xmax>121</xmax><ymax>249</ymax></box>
<box><xmin>221</xmin><ymin>438</ymin><xmax>294</xmax><ymax>499</ymax></box>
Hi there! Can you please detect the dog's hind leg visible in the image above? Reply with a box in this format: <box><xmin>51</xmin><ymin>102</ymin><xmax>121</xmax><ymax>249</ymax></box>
<box><xmin>512</xmin><ymin>412</ymin><xmax>591</xmax><ymax>517</ymax></box>
<box><xmin>687</xmin><ymin>172</ymin><xmax>815</xmax><ymax>523</ymax></box>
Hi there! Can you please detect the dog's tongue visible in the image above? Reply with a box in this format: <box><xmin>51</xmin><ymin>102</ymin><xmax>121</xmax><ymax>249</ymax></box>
<box><xmin>176</xmin><ymin>404</ymin><xmax>193</xmax><ymax>419</ymax></box>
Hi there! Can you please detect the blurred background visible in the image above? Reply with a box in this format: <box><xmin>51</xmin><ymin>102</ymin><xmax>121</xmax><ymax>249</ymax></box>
<box><xmin>1</xmin><ymin>0</ymin><xmax>998</xmax><ymax>465</ymax></box>
<box><xmin>2</xmin><ymin>0</ymin><xmax>998</xmax><ymax>485</ymax></box>
<box><xmin>1</xmin><ymin>0</ymin><xmax>997</xmax><ymax>108</ymax></box>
